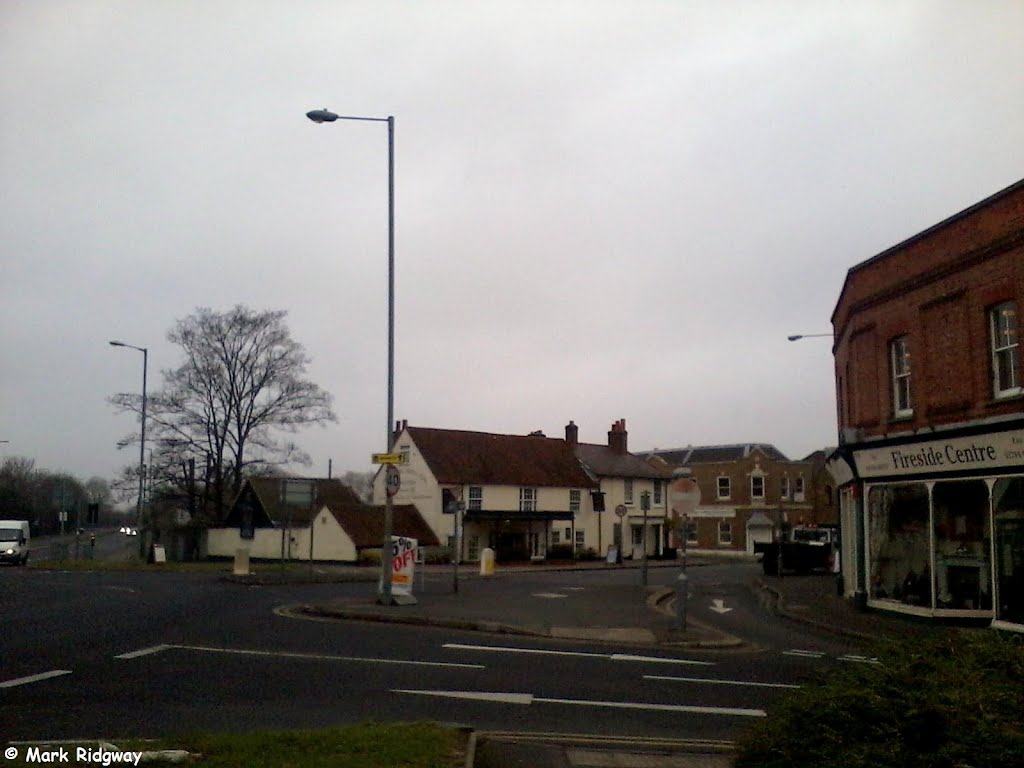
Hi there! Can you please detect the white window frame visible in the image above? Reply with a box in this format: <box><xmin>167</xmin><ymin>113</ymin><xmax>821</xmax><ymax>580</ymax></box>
<box><xmin>686</xmin><ymin>521</ymin><xmax>698</xmax><ymax>544</ymax></box>
<box><xmin>751</xmin><ymin>475</ymin><xmax>765</xmax><ymax>500</ymax></box>
<box><xmin>468</xmin><ymin>486</ymin><xmax>483</xmax><ymax>511</ymax></box>
<box><xmin>718</xmin><ymin>521</ymin><xmax>732</xmax><ymax>545</ymax></box>
<box><xmin>569</xmin><ymin>489</ymin><xmax>581</xmax><ymax>513</ymax></box>
<box><xmin>653</xmin><ymin>481</ymin><xmax>662</xmax><ymax>505</ymax></box>
<box><xmin>624</xmin><ymin>479</ymin><xmax>634</xmax><ymax>505</ymax></box>
<box><xmin>575</xmin><ymin>529</ymin><xmax>585</xmax><ymax>549</ymax></box>
<box><xmin>780</xmin><ymin>476</ymin><xmax>790</xmax><ymax>499</ymax></box>
<box><xmin>991</xmin><ymin>302</ymin><xmax>1021</xmax><ymax>398</ymax></box>
<box><xmin>717</xmin><ymin>476</ymin><xmax>731</xmax><ymax>500</ymax></box>
<box><xmin>891</xmin><ymin>335</ymin><xmax>913</xmax><ymax>417</ymax></box>
<box><xmin>794</xmin><ymin>476</ymin><xmax>805</xmax><ymax>502</ymax></box>
<box><xmin>519</xmin><ymin>487</ymin><xmax>537</xmax><ymax>512</ymax></box>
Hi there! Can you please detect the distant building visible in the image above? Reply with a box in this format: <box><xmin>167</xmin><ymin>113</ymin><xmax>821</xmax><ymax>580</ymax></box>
<box><xmin>827</xmin><ymin>177</ymin><xmax>1024</xmax><ymax>631</ymax></box>
<box><xmin>646</xmin><ymin>444</ymin><xmax>836</xmax><ymax>555</ymax></box>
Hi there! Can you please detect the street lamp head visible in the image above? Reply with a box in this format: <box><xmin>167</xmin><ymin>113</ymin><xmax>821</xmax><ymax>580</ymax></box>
<box><xmin>109</xmin><ymin>340</ymin><xmax>125</xmax><ymax>347</ymax></box>
<box><xmin>787</xmin><ymin>335</ymin><xmax>802</xmax><ymax>342</ymax></box>
<box><xmin>306</xmin><ymin>109</ymin><xmax>339</xmax><ymax>123</ymax></box>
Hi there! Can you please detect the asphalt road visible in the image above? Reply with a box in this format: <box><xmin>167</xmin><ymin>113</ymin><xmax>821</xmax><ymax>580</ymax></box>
<box><xmin>0</xmin><ymin>563</ymin><xmax>868</xmax><ymax>747</ymax></box>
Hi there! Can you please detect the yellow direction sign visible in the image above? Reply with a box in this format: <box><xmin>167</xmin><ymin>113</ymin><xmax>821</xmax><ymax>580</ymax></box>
<box><xmin>372</xmin><ymin>452</ymin><xmax>406</xmax><ymax>465</ymax></box>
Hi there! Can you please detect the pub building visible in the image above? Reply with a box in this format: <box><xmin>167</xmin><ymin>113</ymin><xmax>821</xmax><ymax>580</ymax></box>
<box><xmin>826</xmin><ymin>177</ymin><xmax>1024</xmax><ymax>630</ymax></box>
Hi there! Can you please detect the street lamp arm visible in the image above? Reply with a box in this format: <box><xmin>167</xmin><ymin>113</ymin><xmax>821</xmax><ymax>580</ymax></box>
<box><xmin>306</xmin><ymin>109</ymin><xmax>390</xmax><ymax>124</ymax></box>
<box><xmin>787</xmin><ymin>333</ymin><xmax>834</xmax><ymax>342</ymax></box>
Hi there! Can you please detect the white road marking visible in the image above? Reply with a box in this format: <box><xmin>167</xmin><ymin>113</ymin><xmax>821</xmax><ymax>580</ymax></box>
<box><xmin>784</xmin><ymin>649</ymin><xmax>825</xmax><ymax>658</ymax></box>
<box><xmin>114</xmin><ymin>645</ymin><xmax>173</xmax><ymax>659</ymax></box>
<box><xmin>839</xmin><ymin>654</ymin><xmax>881</xmax><ymax>665</ymax></box>
<box><xmin>443</xmin><ymin>643</ymin><xmax>713</xmax><ymax>666</ymax></box>
<box><xmin>532</xmin><ymin>592</ymin><xmax>568</xmax><ymax>598</ymax></box>
<box><xmin>644</xmin><ymin>674</ymin><xmax>801</xmax><ymax>689</ymax></box>
<box><xmin>709</xmin><ymin>599</ymin><xmax>733</xmax><ymax>614</ymax></box>
<box><xmin>115</xmin><ymin>644</ymin><xmax>483</xmax><ymax>669</ymax></box>
<box><xmin>0</xmin><ymin>670</ymin><xmax>72</xmax><ymax>688</ymax></box>
<box><xmin>393</xmin><ymin>688</ymin><xmax>766</xmax><ymax>717</ymax></box>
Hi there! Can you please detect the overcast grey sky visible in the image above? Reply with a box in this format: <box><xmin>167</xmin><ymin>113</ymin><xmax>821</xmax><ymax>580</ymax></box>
<box><xmin>2</xmin><ymin>0</ymin><xmax>1023</xmax><ymax>486</ymax></box>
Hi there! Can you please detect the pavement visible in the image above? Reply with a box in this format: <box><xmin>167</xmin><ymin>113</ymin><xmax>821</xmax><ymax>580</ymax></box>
<box><xmin>273</xmin><ymin>557</ymin><xmax>933</xmax><ymax>768</ymax></box>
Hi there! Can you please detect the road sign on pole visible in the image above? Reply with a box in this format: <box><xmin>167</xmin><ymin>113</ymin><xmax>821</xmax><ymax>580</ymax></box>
<box><xmin>384</xmin><ymin>466</ymin><xmax>401</xmax><ymax>497</ymax></box>
<box><xmin>372</xmin><ymin>452</ymin><xmax>406</xmax><ymax>465</ymax></box>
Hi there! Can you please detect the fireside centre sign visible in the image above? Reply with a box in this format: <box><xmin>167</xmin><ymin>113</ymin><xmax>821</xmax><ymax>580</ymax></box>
<box><xmin>853</xmin><ymin>429</ymin><xmax>1024</xmax><ymax>479</ymax></box>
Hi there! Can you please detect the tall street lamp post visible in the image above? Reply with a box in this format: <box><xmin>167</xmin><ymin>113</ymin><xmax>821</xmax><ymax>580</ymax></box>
<box><xmin>109</xmin><ymin>340</ymin><xmax>148</xmax><ymax>557</ymax></box>
<box><xmin>306</xmin><ymin>107</ymin><xmax>397</xmax><ymax>605</ymax></box>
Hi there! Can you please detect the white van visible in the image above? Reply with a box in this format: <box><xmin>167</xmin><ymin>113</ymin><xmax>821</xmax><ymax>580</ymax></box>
<box><xmin>0</xmin><ymin>520</ymin><xmax>31</xmax><ymax>566</ymax></box>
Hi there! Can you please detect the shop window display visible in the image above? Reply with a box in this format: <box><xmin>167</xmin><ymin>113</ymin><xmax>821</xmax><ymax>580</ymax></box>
<box><xmin>932</xmin><ymin>480</ymin><xmax>991</xmax><ymax>610</ymax></box>
<box><xmin>868</xmin><ymin>483</ymin><xmax>931</xmax><ymax>605</ymax></box>
<box><xmin>994</xmin><ymin>477</ymin><xmax>1024</xmax><ymax>625</ymax></box>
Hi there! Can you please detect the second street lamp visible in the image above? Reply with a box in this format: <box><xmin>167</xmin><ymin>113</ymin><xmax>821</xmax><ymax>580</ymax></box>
<box><xmin>306</xmin><ymin>107</ymin><xmax>398</xmax><ymax>605</ymax></box>
<box><xmin>109</xmin><ymin>340</ymin><xmax>148</xmax><ymax>558</ymax></box>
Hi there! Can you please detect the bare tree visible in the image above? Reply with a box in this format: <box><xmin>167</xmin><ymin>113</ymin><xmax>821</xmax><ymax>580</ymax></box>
<box><xmin>110</xmin><ymin>305</ymin><xmax>337</xmax><ymax>520</ymax></box>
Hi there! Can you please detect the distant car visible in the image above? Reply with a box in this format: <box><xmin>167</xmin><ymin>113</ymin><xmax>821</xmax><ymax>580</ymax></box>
<box><xmin>119</xmin><ymin>526</ymin><xmax>127</xmax><ymax>534</ymax></box>
<box><xmin>127</xmin><ymin>528</ymin><xmax>138</xmax><ymax>536</ymax></box>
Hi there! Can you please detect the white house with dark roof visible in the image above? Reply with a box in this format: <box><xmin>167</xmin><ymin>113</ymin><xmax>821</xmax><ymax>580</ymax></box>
<box><xmin>373</xmin><ymin>420</ymin><xmax>597</xmax><ymax>562</ymax></box>
<box><xmin>570</xmin><ymin>420</ymin><xmax>675</xmax><ymax>560</ymax></box>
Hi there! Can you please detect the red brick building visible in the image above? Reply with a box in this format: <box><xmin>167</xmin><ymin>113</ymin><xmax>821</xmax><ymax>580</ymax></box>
<box><xmin>647</xmin><ymin>445</ymin><xmax>837</xmax><ymax>555</ymax></box>
<box><xmin>827</xmin><ymin>178</ymin><xmax>1024</xmax><ymax>630</ymax></box>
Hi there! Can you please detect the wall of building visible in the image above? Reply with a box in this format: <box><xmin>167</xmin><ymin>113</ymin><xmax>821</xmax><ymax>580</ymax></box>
<box><xmin>206</xmin><ymin>508</ymin><xmax>357</xmax><ymax>562</ymax></box>
<box><xmin>834</xmin><ymin>211</ymin><xmax>1024</xmax><ymax>439</ymax></box>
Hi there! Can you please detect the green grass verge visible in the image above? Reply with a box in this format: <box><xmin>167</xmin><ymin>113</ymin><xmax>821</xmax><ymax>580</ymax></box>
<box><xmin>735</xmin><ymin>629</ymin><xmax>1024</xmax><ymax>768</ymax></box>
<box><xmin>10</xmin><ymin>722</ymin><xmax>467</xmax><ymax>767</ymax></box>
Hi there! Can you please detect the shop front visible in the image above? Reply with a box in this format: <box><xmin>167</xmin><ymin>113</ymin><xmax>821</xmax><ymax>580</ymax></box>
<box><xmin>829</xmin><ymin>422</ymin><xmax>1024</xmax><ymax>630</ymax></box>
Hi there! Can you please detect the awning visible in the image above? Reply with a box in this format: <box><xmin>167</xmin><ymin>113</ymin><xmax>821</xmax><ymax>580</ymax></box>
<box><xmin>463</xmin><ymin>509</ymin><xmax>575</xmax><ymax>522</ymax></box>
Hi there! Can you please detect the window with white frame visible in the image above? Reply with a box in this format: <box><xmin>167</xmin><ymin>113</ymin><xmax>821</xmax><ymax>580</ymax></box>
<box><xmin>751</xmin><ymin>475</ymin><xmax>765</xmax><ymax>500</ymax></box>
<box><xmin>686</xmin><ymin>521</ymin><xmax>698</xmax><ymax>544</ymax></box>
<box><xmin>780</xmin><ymin>476</ymin><xmax>790</xmax><ymax>499</ymax></box>
<box><xmin>468</xmin><ymin>486</ymin><xmax>483</xmax><ymax>511</ymax></box>
<box><xmin>891</xmin><ymin>335</ymin><xmax>912</xmax><ymax>417</ymax></box>
<box><xmin>718</xmin><ymin>521</ymin><xmax>732</xmax><ymax>545</ymax></box>
<box><xmin>519</xmin><ymin>487</ymin><xmax>537</xmax><ymax>512</ymax></box>
<box><xmin>467</xmin><ymin>534</ymin><xmax>480</xmax><ymax>562</ymax></box>
<box><xmin>991</xmin><ymin>302</ymin><xmax>1020</xmax><ymax>397</ymax></box>
<box><xmin>565</xmin><ymin>527</ymin><xmax>571</xmax><ymax>540</ymax></box>
<box><xmin>653</xmin><ymin>481</ymin><xmax>662</xmax><ymax>505</ymax></box>
<box><xmin>794</xmin><ymin>476</ymin><xmax>805</xmax><ymax>500</ymax></box>
<box><xmin>570</xmin><ymin>489</ymin><xmax>581</xmax><ymax>513</ymax></box>
<box><xmin>624</xmin><ymin>479</ymin><xmax>634</xmax><ymax>505</ymax></box>
<box><xmin>717</xmin><ymin>476</ymin><xmax>731</xmax><ymax>499</ymax></box>
<box><xmin>575</xmin><ymin>530</ymin><xmax>585</xmax><ymax>548</ymax></box>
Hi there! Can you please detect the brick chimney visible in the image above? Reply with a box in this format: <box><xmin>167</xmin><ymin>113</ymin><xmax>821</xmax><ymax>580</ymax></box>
<box><xmin>565</xmin><ymin>420</ymin><xmax>578</xmax><ymax>446</ymax></box>
<box><xmin>608</xmin><ymin>418</ymin><xmax>628</xmax><ymax>455</ymax></box>
<box><xmin>392</xmin><ymin>419</ymin><xmax>408</xmax><ymax>447</ymax></box>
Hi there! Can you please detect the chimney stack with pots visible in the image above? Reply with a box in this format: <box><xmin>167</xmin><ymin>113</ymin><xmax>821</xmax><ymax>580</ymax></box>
<box><xmin>565</xmin><ymin>420</ymin><xmax>578</xmax><ymax>446</ymax></box>
<box><xmin>608</xmin><ymin>419</ymin><xmax>628</xmax><ymax>455</ymax></box>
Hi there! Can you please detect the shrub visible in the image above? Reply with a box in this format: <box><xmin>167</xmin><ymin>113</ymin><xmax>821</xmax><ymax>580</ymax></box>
<box><xmin>576</xmin><ymin>547</ymin><xmax>600</xmax><ymax>561</ymax></box>
<box><xmin>734</xmin><ymin>629</ymin><xmax>1024</xmax><ymax>768</ymax></box>
<box><xmin>547</xmin><ymin>544</ymin><xmax>575</xmax><ymax>560</ymax></box>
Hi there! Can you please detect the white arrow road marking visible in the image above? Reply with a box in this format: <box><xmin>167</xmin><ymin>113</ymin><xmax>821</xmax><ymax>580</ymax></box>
<box><xmin>115</xmin><ymin>644</ymin><xmax>483</xmax><ymax>669</ymax></box>
<box><xmin>442</xmin><ymin>643</ymin><xmax>713</xmax><ymax>666</ymax></box>
<box><xmin>709</xmin><ymin>599</ymin><xmax>732</xmax><ymax>614</ymax></box>
<box><xmin>0</xmin><ymin>670</ymin><xmax>72</xmax><ymax>689</ymax></box>
<box><xmin>392</xmin><ymin>689</ymin><xmax>766</xmax><ymax>718</ymax></box>
<box><xmin>645</xmin><ymin>674</ymin><xmax>801</xmax><ymax>689</ymax></box>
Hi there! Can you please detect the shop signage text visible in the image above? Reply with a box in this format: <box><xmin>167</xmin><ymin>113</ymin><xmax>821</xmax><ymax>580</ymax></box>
<box><xmin>854</xmin><ymin>429</ymin><xmax>1024</xmax><ymax>478</ymax></box>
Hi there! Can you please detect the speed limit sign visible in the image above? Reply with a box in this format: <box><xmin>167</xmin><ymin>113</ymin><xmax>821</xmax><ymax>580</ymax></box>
<box><xmin>385</xmin><ymin>466</ymin><xmax>401</xmax><ymax>497</ymax></box>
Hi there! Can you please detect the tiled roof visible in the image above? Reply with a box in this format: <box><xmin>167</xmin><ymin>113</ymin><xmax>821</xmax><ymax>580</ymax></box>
<box><xmin>646</xmin><ymin>444</ymin><xmax>791</xmax><ymax>465</ymax></box>
<box><xmin>331</xmin><ymin>503</ymin><xmax>440</xmax><ymax>548</ymax></box>
<box><xmin>229</xmin><ymin>477</ymin><xmax>363</xmax><ymax>526</ymax></box>
<box><xmin>405</xmin><ymin>426</ymin><xmax>597</xmax><ymax>488</ymax></box>
<box><xmin>575</xmin><ymin>443</ymin><xmax>674</xmax><ymax>480</ymax></box>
